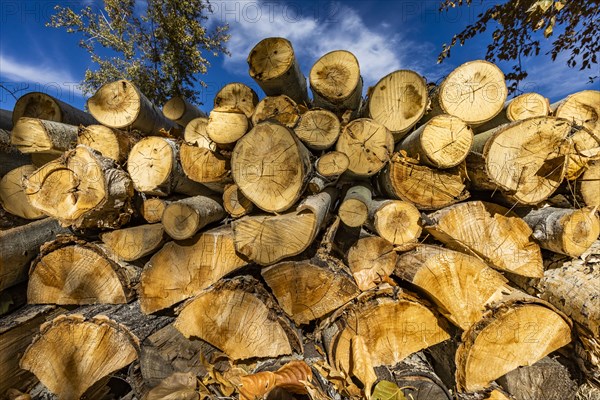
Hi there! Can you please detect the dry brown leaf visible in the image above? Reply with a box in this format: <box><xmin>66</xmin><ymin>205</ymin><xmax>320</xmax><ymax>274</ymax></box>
<box><xmin>238</xmin><ymin>360</ymin><xmax>313</xmax><ymax>400</ymax></box>
<box><xmin>351</xmin><ymin>335</ymin><xmax>377</xmax><ymax>399</ymax></box>
<box><xmin>239</xmin><ymin>371</ymin><xmax>277</xmax><ymax>400</ymax></box>
<box><xmin>146</xmin><ymin>372</ymin><xmax>199</xmax><ymax>400</ymax></box>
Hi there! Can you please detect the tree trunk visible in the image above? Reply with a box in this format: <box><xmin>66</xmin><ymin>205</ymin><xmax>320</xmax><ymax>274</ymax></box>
<box><xmin>139</xmin><ymin>225</ymin><xmax>249</xmax><ymax>314</ymax></box>
<box><xmin>309</xmin><ymin>50</ymin><xmax>363</xmax><ymax>117</ymax></box>
<box><xmin>100</xmin><ymin>223</ymin><xmax>166</xmax><ymax>262</ymax></box>
<box><xmin>161</xmin><ymin>195</ymin><xmax>225</xmax><ymax>240</ymax></box>
<box><xmin>24</xmin><ymin>145</ymin><xmax>134</xmax><ymax>229</ymax></box>
<box><xmin>174</xmin><ymin>276</ymin><xmax>303</xmax><ymax>360</ymax></box>
<box><xmin>231</xmin><ymin>121</ymin><xmax>312</xmax><ymax>213</ymax></box>
<box><xmin>307</xmin><ymin>151</ymin><xmax>349</xmax><ymax>194</ymax></box>
<box><xmin>27</xmin><ymin>236</ymin><xmax>140</xmax><ymax>305</ymax></box>
<box><xmin>77</xmin><ymin>124</ymin><xmax>140</xmax><ymax>164</ymax></box>
<box><xmin>179</xmin><ymin>142</ymin><xmax>231</xmax><ymax>192</ymax></box>
<box><xmin>338</xmin><ymin>184</ymin><xmax>372</xmax><ymax>228</ymax></box>
<box><xmin>335</xmin><ymin>118</ymin><xmax>394</xmax><ymax>177</ymax></box>
<box><xmin>346</xmin><ymin>233</ymin><xmax>398</xmax><ymax>291</ymax></box>
<box><xmin>213</xmin><ymin>82</ymin><xmax>259</xmax><ymax>118</ymax></box>
<box><xmin>474</xmin><ymin>92</ymin><xmax>551</xmax><ymax>133</ymax></box>
<box><xmin>552</xmin><ymin>90</ymin><xmax>600</xmax><ymax>138</ymax></box>
<box><xmin>12</xmin><ymin>92</ymin><xmax>97</xmax><ymax>126</ymax></box>
<box><xmin>222</xmin><ymin>183</ymin><xmax>254</xmax><ymax>218</ymax></box>
<box><xmin>162</xmin><ymin>96</ymin><xmax>206</xmax><ymax>127</ymax></box>
<box><xmin>0</xmin><ymin>165</ymin><xmax>46</xmax><ymax>220</ymax></box>
<box><xmin>87</xmin><ymin>80</ymin><xmax>176</xmax><ymax>135</ymax></box>
<box><xmin>367</xmin><ymin>199</ymin><xmax>422</xmax><ymax>250</ymax></box>
<box><xmin>11</xmin><ymin>117</ymin><xmax>77</xmax><ymax>155</ymax></box>
<box><xmin>423</xmin><ymin>201</ymin><xmax>543</xmax><ymax>277</ymax></box>
<box><xmin>378</xmin><ymin>154</ymin><xmax>469</xmax><ymax>210</ymax></box>
<box><xmin>252</xmin><ymin>95</ymin><xmax>301</xmax><ymax>128</ymax></box>
<box><xmin>247</xmin><ymin>37</ymin><xmax>309</xmax><ymax>105</ymax></box>
<box><xmin>0</xmin><ymin>218</ymin><xmax>69</xmax><ymax>291</ymax></box>
<box><xmin>397</xmin><ymin>114</ymin><xmax>473</xmax><ymax>168</ymax></box>
<box><xmin>0</xmin><ymin>128</ymin><xmax>31</xmax><ymax>177</ymax></box>
<box><xmin>366</xmin><ymin>70</ymin><xmax>429</xmax><ymax>141</ymax></box>
<box><xmin>295</xmin><ymin>108</ymin><xmax>341</xmax><ymax>150</ymax></box>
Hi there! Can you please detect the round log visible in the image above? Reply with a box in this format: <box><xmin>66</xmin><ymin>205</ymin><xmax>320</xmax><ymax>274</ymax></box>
<box><xmin>213</xmin><ymin>82</ymin><xmax>259</xmax><ymax>118</ymax></box>
<box><xmin>251</xmin><ymin>95</ymin><xmax>300</xmax><ymax>128</ymax></box>
<box><xmin>294</xmin><ymin>108</ymin><xmax>340</xmax><ymax>150</ymax></box>
<box><xmin>162</xmin><ymin>96</ymin><xmax>206</xmax><ymax>127</ymax></box>
<box><xmin>11</xmin><ymin>117</ymin><xmax>77</xmax><ymax>155</ymax></box>
<box><xmin>0</xmin><ymin>165</ymin><xmax>46</xmax><ymax>220</ymax></box>
<box><xmin>77</xmin><ymin>124</ymin><xmax>140</xmax><ymax>164</ymax></box>
<box><xmin>161</xmin><ymin>195</ymin><xmax>225</xmax><ymax>240</ymax></box>
<box><xmin>12</xmin><ymin>92</ymin><xmax>97</xmax><ymax>126</ymax></box>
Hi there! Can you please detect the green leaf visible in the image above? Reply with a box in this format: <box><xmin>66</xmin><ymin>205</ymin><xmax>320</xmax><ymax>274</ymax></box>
<box><xmin>372</xmin><ymin>381</ymin><xmax>407</xmax><ymax>400</ymax></box>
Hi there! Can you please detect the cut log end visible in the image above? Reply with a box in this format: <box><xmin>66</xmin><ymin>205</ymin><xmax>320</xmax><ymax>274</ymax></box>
<box><xmin>0</xmin><ymin>165</ymin><xmax>46</xmax><ymax>220</ymax></box>
<box><xmin>553</xmin><ymin>90</ymin><xmax>600</xmax><ymax>137</ymax></box>
<box><xmin>206</xmin><ymin>110</ymin><xmax>249</xmax><ymax>145</ymax></box>
<box><xmin>294</xmin><ymin>108</ymin><xmax>341</xmax><ymax>150</ymax></box>
<box><xmin>77</xmin><ymin>124</ymin><xmax>138</xmax><ymax>164</ymax></box>
<box><xmin>252</xmin><ymin>95</ymin><xmax>300</xmax><ymax>128</ymax></box>
<box><xmin>183</xmin><ymin>117</ymin><xmax>214</xmax><ymax>149</ymax></box>
<box><xmin>347</xmin><ymin>235</ymin><xmax>398</xmax><ymax>291</ymax></box>
<box><xmin>248</xmin><ymin>37</ymin><xmax>296</xmax><ymax>81</ymax></box>
<box><xmin>161</xmin><ymin>195</ymin><xmax>225</xmax><ymax>240</ymax></box>
<box><xmin>316</xmin><ymin>151</ymin><xmax>349</xmax><ymax>177</ymax></box>
<box><xmin>11</xmin><ymin>117</ymin><xmax>77</xmax><ymax>154</ymax></box>
<box><xmin>100</xmin><ymin>223</ymin><xmax>165</xmax><ymax>262</ymax></box>
<box><xmin>88</xmin><ymin>80</ymin><xmax>142</xmax><ymax>128</ymax></box>
<box><xmin>506</xmin><ymin>92</ymin><xmax>550</xmax><ymax>121</ymax></box>
<box><xmin>371</xmin><ymin>200</ymin><xmax>422</xmax><ymax>250</ymax></box>
<box><xmin>223</xmin><ymin>183</ymin><xmax>254</xmax><ymax>218</ymax></box>
<box><xmin>213</xmin><ymin>82</ymin><xmax>259</xmax><ymax>118</ymax></box>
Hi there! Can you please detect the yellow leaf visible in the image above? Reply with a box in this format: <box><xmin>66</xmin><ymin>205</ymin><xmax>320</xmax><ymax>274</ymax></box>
<box><xmin>350</xmin><ymin>335</ymin><xmax>378</xmax><ymax>399</ymax></box>
<box><xmin>372</xmin><ymin>381</ymin><xmax>407</xmax><ymax>400</ymax></box>
<box><xmin>554</xmin><ymin>1</ymin><xmax>565</xmax><ymax>11</ymax></box>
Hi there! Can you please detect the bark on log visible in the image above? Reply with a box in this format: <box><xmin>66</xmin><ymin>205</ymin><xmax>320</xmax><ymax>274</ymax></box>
<box><xmin>0</xmin><ymin>165</ymin><xmax>46</xmax><ymax>220</ymax></box>
<box><xmin>367</xmin><ymin>199</ymin><xmax>422</xmax><ymax>250</ymax></box>
<box><xmin>294</xmin><ymin>108</ymin><xmax>340</xmax><ymax>150</ymax></box>
<box><xmin>100</xmin><ymin>223</ymin><xmax>165</xmax><ymax>262</ymax></box>
<box><xmin>309</xmin><ymin>50</ymin><xmax>363</xmax><ymax>117</ymax></box>
<box><xmin>366</xmin><ymin>70</ymin><xmax>429</xmax><ymax>141</ymax></box>
<box><xmin>12</xmin><ymin>92</ymin><xmax>97</xmax><ymax>126</ymax></box>
<box><xmin>161</xmin><ymin>195</ymin><xmax>225</xmax><ymax>240</ymax></box>
<box><xmin>162</xmin><ymin>96</ymin><xmax>206</xmax><ymax>127</ymax></box>
<box><xmin>474</xmin><ymin>92</ymin><xmax>551</xmax><ymax>133</ymax></box>
<box><xmin>77</xmin><ymin>124</ymin><xmax>140</xmax><ymax>164</ymax></box>
<box><xmin>338</xmin><ymin>184</ymin><xmax>372</xmax><ymax>228</ymax></box>
<box><xmin>24</xmin><ymin>145</ymin><xmax>134</xmax><ymax>229</ymax></box>
<box><xmin>87</xmin><ymin>80</ymin><xmax>176</xmax><ymax>135</ymax></box>
<box><xmin>251</xmin><ymin>95</ymin><xmax>300</xmax><ymax>128</ymax></box>
<box><xmin>213</xmin><ymin>82</ymin><xmax>259</xmax><ymax>118</ymax></box>
<box><xmin>247</xmin><ymin>37</ymin><xmax>309</xmax><ymax>105</ymax></box>
<box><xmin>346</xmin><ymin>234</ymin><xmax>398</xmax><ymax>291</ymax></box>
<box><xmin>0</xmin><ymin>128</ymin><xmax>32</xmax><ymax>177</ymax></box>
<box><xmin>206</xmin><ymin>110</ymin><xmax>249</xmax><ymax>145</ymax></box>
<box><xmin>552</xmin><ymin>90</ymin><xmax>600</xmax><ymax>137</ymax></box>
<box><xmin>11</xmin><ymin>117</ymin><xmax>77</xmax><ymax>155</ymax></box>
<box><xmin>222</xmin><ymin>183</ymin><xmax>254</xmax><ymax>218</ymax></box>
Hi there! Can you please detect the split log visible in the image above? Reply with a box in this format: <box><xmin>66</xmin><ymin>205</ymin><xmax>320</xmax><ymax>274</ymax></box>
<box><xmin>397</xmin><ymin>114</ymin><xmax>473</xmax><ymax>168</ymax></box>
<box><xmin>366</xmin><ymin>70</ymin><xmax>429</xmax><ymax>141</ymax></box>
<box><xmin>231</xmin><ymin>190</ymin><xmax>334</xmax><ymax>265</ymax></box>
<box><xmin>206</xmin><ymin>110</ymin><xmax>249</xmax><ymax>145</ymax></box>
<box><xmin>174</xmin><ymin>276</ymin><xmax>303</xmax><ymax>360</ymax></box>
<box><xmin>0</xmin><ymin>108</ymin><xmax>13</xmax><ymax>130</ymax></box>
<box><xmin>183</xmin><ymin>116</ymin><xmax>213</xmax><ymax>147</ymax></box>
<box><xmin>100</xmin><ymin>223</ymin><xmax>166</xmax><ymax>262</ymax></box>
<box><xmin>11</xmin><ymin>117</ymin><xmax>77</xmax><ymax>155</ymax></box>
<box><xmin>309</xmin><ymin>50</ymin><xmax>363</xmax><ymax>116</ymax></box>
<box><xmin>346</xmin><ymin>234</ymin><xmax>398</xmax><ymax>291</ymax></box>
<box><xmin>395</xmin><ymin>245</ymin><xmax>509</xmax><ymax>330</ymax></box>
<box><xmin>213</xmin><ymin>82</ymin><xmax>259</xmax><ymax>118</ymax></box>
<box><xmin>77</xmin><ymin>124</ymin><xmax>140</xmax><ymax>164</ymax></box>
<box><xmin>0</xmin><ymin>218</ymin><xmax>69</xmax><ymax>291</ymax></box>
<box><xmin>162</xmin><ymin>96</ymin><xmax>206</xmax><ymax>127</ymax></box>
<box><xmin>27</xmin><ymin>237</ymin><xmax>140</xmax><ymax>305</ymax></box>
<box><xmin>307</xmin><ymin>151</ymin><xmax>349</xmax><ymax>194</ymax></box>
<box><xmin>335</xmin><ymin>118</ymin><xmax>394</xmax><ymax>177</ymax></box>
<box><xmin>519</xmin><ymin>206</ymin><xmax>599</xmax><ymax>257</ymax></box>
<box><xmin>24</xmin><ymin>145</ymin><xmax>134</xmax><ymax>229</ymax></box>
<box><xmin>571</xmin><ymin>160</ymin><xmax>599</xmax><ymax>208</ymax></box>
<box><xmin>222</xmin><ymin>183</ymin><xmax>254</xmax><ymax>218</ymax></box>
<box><xmin>552</xmin><ymin>90</ymin><xmax>600</xmax><ymax>137</ymax></box>
<box><xmin>231</xmin><ymin>121</ymin><xmax>312</xmax><ymax>213</ymax></box>
<box><xmin>0</xmin><ymin>128</ymin><xmax>32</xmax><ymax>177</ymax></box>
<box><xmin>139</xmin><ymin>225</ymin><xmax>248</xmax><ymax>314</ymax></box>
<box><xmin>424</xmin><ymin>201</ymin><xmax>543</xmax><ymax>277</ymax></box>
<box><xmin>367</xmin><ymin>199</ymin><xmax>421</xmax><ymax>250</ymax></box>
<box><xmin>161</xmin><ymin>195</ymin><xmax>225</xmax><ymax>240</ymax></box>
<box><xmin>179</xmin><ymin>142</ymin><xmax>230</xmax><ymax>191</ymax></box>
<box><xmin>127</xmin><ymin>137</ymin><xmax>210</xmax><ymax>196</ymax></box>
<box><xmin>0</xmin><ymin>165</ymin><xmax>46</xmax><ymax>220</ymax></box>
<box><xmin>12</xmin><ymin>92</ymin><xmax>97</xmax><ymax>126</ymax></box>
<box><xmin>294</xmin><ymin>108</ymin><xmax>340</xmax><ymax>150</ymax></box>
<box><xmin>474</xmin><ymin>92</ymin><xmax>551</xmax><ymax>133</ymax></box>
<box><xmin>251</xmin><ymin>95</ymin><xmax>300</xmax><ymax>128</ymax></box>
<box><xmin>425</xmin><ymin>60</ymin><xmax>508</xmax><ymax>126</ymax></box>
<box><xmin>466</xmin><ymin>116</ymin><xmax>572</xmax><ymax>205</ymax></box>
<box><xmin>338</xmin><ymin>184</ymin><xmax>372</xmax><ymax>227</ymax></box>
<box><xmin>247</xmin><ymin>37</ymin><xmax>309</xmax><ymax>105</ymax></box>
<box><xmin>378</xmin><ymin>154</ymin><xmax>469</xmax><ymax>210</ymax></box>
<box><xmin>87</xmin><ymin>79</ymin><xmax>176</xmax><ymax>135</ymax></box>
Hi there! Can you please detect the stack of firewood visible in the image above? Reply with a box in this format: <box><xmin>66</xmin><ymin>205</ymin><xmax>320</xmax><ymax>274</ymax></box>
<box><xmin>1</xmin><ymin>37</ymin><xmax>599</xmax><ymax>400</ymax></box>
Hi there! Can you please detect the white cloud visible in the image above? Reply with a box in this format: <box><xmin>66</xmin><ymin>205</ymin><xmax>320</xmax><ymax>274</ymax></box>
<box><xmin>0</xmin><ymin>54</ymin><xmax>81</xmax><ymax>89</ymax></box>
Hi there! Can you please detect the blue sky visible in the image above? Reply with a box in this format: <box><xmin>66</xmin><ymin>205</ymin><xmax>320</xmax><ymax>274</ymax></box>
<box><xmin>0</xmin><ymin>0</ymin><xmax>598</xmax><ymax>113</ymax></box>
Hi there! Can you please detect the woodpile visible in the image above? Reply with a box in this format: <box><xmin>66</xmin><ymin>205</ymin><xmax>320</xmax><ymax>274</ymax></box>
<box><xmin>1</xmin><ymin>36</ymin><xmax>599</xmax><ymax>400</ymax></box>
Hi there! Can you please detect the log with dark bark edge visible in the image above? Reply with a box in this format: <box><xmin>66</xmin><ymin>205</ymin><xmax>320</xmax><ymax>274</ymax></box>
<box><xmin>27</xmin><ymin>236</ymin><xmax>140</xmax><ymax>305</ymax></box>
<box><xmin>424</xmin><ymin>201</ymin><xmax>543</xmax><ymax>277</ymax></box>
<box><xmin>0</xmin><ymin>128</ymin><xmax>32</xmax><ymax>177</ymax></box>
<box><xmin>247</xmin><ymin>37</ymin><xmax>309</xmax><ymax>105</ymax></box>
<box><xmin>12</xmin><ymin>92</ymin><xmax>97</xmax><ymax>126</ymax></box>
<box><xmin>335</xmin><ymin>118</ymin><xmax>394</xmax><ymax>177</ymax></box>
<box><xmin>294</xmin><ymin>108</ymin><xmax>341</xmax><ymax>151</ymax></box>
<box><xmin>378</xmin><ymin>153</ymin><xmax>469</xmax><ymax>210</ymax></box>
<box><xmin>309</xmin><ymin>50</ymin><xmax>363</xmax><ymax>117</ymax></box>
<box><xmin>77</xmin><ymin>124</ymin><xmax>141</xmax><ymax>164</ymax></box>
<box><xmin>423</xmin><ymin>60</ymin><xmax>508</xmax><ymax>126</ymax></box>
<box><xmin>231</xmin><ymin>189</ymin><xmax>334</xmax><ymax>266</ymax></box>
<box><xmin>161</xmin><ymin>194</ymin><xmax>225</xmax><ymax>240</ymax></box>
<box><xmin>174</xmin><ymin>276</ymin><xmax>303</xmax><ymax>361</ymax></box>
<box><xmin>474</xmin><ymin>92</ymin><xmax>551</xmax><ymax>133</ymax></box>
<box><xmin>308</xmin><ymin>151</ymin><xmax>349</xmax><ymax>194</ymax></box>
<box><xmin>100</xmin><ymin>223</ymin><xmax>166</xmax><ymax>262</ymax></box>
<box><xmin>127</xmin><ymin>136</ymin><xmax>211</xmax><ymax>197</ymax></box>
<box><xmin>24</xmin><ymin>145</ymin><xmax>134</xmax><ymax>229</ymax></box>
<box><xmin>139</xmin><ymin>225</ymin><xmax>248</xmax><ymax>314</ymax></box>
<box><xmin>552</xmin><ymin>90</ymin><xmax>600</xmax><ymax>137</ymax></box>
<box><xmin>11</xmin><ymin>117</ymin><xmax>77</xmax><ymax>155</ymax></box>
<box><xmin>346</xmin><ymin>233</ymin><xmax>398</xmax><ymax>291</ymax></box>
<box><xmin>338</xmin><ymin>184</ymin><xmax>372</xmax><ymax>228</ymax></box>
<box><xmin>0</xmin><ymin>165</ymin><xmax>46</xmax><ymax>220</ymax></box>
<box><xmin>213</xmin><ymin>82</ymin><xmax>259</xmax><ymax>118</ymax></box>
<box><xmin>251</xmin><ymin>94</ymin><xmax>301</xmax><ymax>128</ymax></box>
<box><xmin>466</xmin><ymin>116</ymin><xmax>572</xmax><ymax>205</ymax></box>
<box><xmin>87</xmin><ymin>79</ymin><xmax>176</xmax><ymax>135</ymax></box>
<box><xmin>222</xmin><ymin>183</ymin><xmax>254</xmax><ymax>218</ymax></box>
<box><xmin>395</xmin><ymin>245</ymin><xmax>509</xmax><ymax>330</ymax></box>
<box><xmin>0</xmin><ymin>218</ymin><xmax>69</xmax><ymax>291</ymax></box>
<box><xmin>366</xmin><ymin>70</ymin><xmax>429</xmax><ymax>141</ymax></box>
<box><xmin>397</xmin><ymin>114</ymin><xmax>473</xmax><ymax>168</ymax></box>
<box><xmin>518</xmin><ymin>206</ymin><xmax>599</xmax><ymax>257</ymax></box>
<box><xmin>183</xmin><ymin>116</ymin><xmax>213</xmax><ymax>147</ymax></box>
<box><xmin>162</xmin><ymin>96</ymin><xmax>206</xmax><ymax>127</ymax></box>
<box><xmin>367</xmin><ymin>199</ymin><xmax>422</xmax><ymax>250</ymax></box>
<box><xmin>206</xmin><ymin>109</ymin><xmax>249</xmax><ymax>145</ymax></box>
<box><xmin>231</xmin><ymin>121</ymin><xmax>312</xmax><ymax>213</ymax></box>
